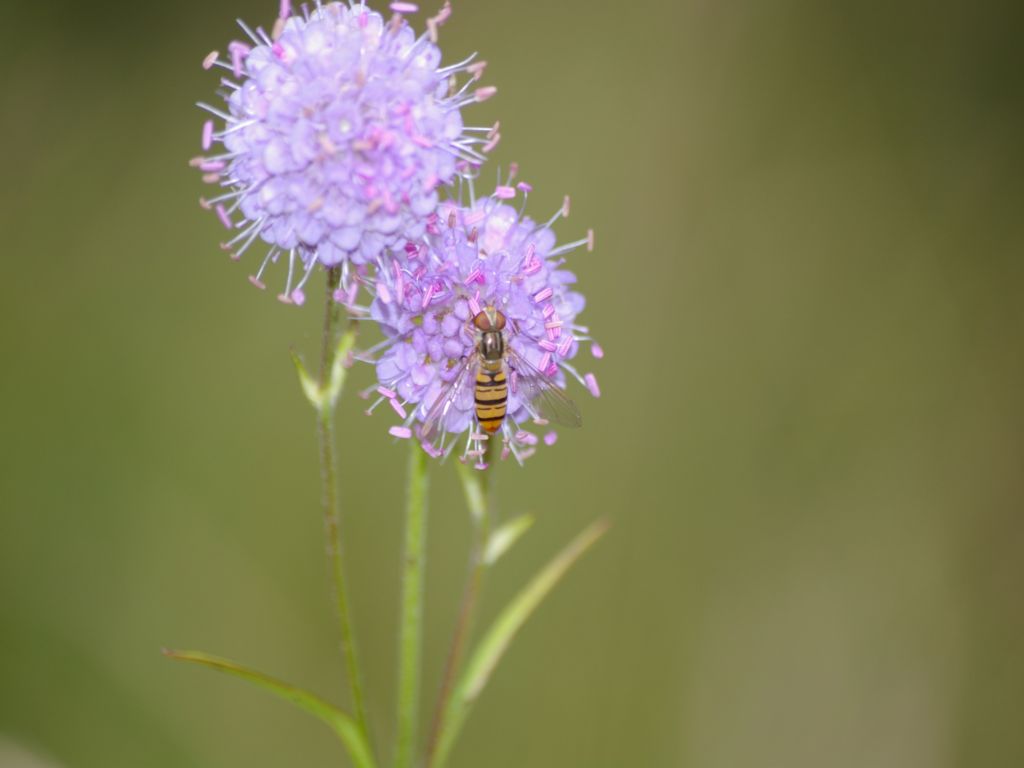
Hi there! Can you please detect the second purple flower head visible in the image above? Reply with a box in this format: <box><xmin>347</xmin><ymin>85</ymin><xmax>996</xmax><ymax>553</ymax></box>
<box><xmin>364</xmin><ymin>172</ymin><xmax>602</xmax><ymax>466</ymax></box>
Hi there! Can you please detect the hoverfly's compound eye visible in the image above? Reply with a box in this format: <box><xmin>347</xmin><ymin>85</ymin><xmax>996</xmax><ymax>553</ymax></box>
<box><xmin>492</xmin><ymin>310</ymin><xmax>507</xmax><ymax>331</ymax></box>
<box><xmin>472</xmin><ymin>311</ymin><xmax>492</xmax><ymax>332</ymax></box>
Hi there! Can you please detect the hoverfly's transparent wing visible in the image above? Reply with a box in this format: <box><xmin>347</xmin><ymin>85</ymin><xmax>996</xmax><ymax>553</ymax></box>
<box><xmin>420</xmin><ymin>356</ymin><xmax>477</xmax><ymax>445</ymax></box>
<box><xmin>507</xmin><ymin>348</ymin><xmax>582</xmax><ymax>428</ymax></box>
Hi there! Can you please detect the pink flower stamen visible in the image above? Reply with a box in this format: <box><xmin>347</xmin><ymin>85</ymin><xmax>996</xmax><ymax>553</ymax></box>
<box><xmin>474</xmin><ymin>86</ymin><xmax>497</xmax><ymax>103</ymax></box>
<box><xmin>201</xmin><ymin>120</ymin><xmax>214</xmax><ymax>151</ymax></box>
<box><xmin>557</xmin><ymin>335</ymin><xmax>574</xmax><ymax>357</ymax></box>
<box><xmin>215</xmin><ymin>205</ymin><xmax>233</xmax><ymax>229</ymax></box>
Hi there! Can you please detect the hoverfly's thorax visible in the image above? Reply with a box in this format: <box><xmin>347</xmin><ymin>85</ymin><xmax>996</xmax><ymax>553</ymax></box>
<box><xmin>480</xmin><ymin>330</ymin><xmax>504</xmax><ymax>362</ymax></box>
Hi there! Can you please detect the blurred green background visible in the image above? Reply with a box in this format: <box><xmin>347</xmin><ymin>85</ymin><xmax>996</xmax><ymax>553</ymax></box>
<box><xmin>2</xmin><ymin>0</ymin><xmax>1022</xmax><ymax>766</ymax></box>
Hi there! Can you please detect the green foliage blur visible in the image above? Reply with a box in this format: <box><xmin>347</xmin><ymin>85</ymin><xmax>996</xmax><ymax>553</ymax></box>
<box><xmin>2</xmin><ymin>0</ymin><xmax>1022</xmax><ymax>766</ymax></box>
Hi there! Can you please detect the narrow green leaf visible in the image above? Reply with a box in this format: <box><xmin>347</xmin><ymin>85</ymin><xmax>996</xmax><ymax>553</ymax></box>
<box><xmin>454</xmin><ymin>459</ymin><xmax>487</xmax><ymax>524</ymax></box>
<box><xmin>324</xmin><ymin>326</ymin><xmax>358</xmax><ymax>408</ymax></box>
<box><xmin>163</xmin><ymin>649</ymin><xmax>377</xmax><ymax>768</ymax></box>
<box><xmin>484</xmin><ymin>514</ymin><xmax>534</xmax><ymax>566</ymax></box>
<box><xmin>433</xmin><ymin>518</ymin><xmax>610</xmax><ymax>766</ymax></box>
<box><xmin>290</xmin><ymin>349</ymin><xmax>323</xmax><ymax>409</ymax></box>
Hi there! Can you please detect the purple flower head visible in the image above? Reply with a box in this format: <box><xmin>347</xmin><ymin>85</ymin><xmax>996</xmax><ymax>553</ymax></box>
<box><xmin>192</xmin><ymin>1</ymin><xmax>499</xmax><ymax>305</ymax></box>
<box><xmin>363</xmin><ymin>172</ymin><xmax>602</xmax><ymax>466</ymax></box>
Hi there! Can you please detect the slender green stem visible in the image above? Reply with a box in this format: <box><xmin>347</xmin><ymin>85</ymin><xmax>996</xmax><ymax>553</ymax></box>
<box><xmin>316</xmin><ymin>267</ymin><xmax>371</xmax><ymax>743</ymax></box>
<box><xmin>394</xmin><ymin>443</ymin><xmax>430</xmax><ymax>768</ymax></box>
<box><xmin>424</xmin><ymin>446</ymin><xmax>495</xmax><ymax>768</ymax></box>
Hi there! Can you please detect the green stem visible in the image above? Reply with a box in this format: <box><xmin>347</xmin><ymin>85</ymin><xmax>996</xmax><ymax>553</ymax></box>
<box><xmin>316</xmin><ymin>267</ymin><xmax>371</xmax><ymax>743</ymax></box>
<box><xmin>424</xmin><ymin>447</ymin><xmax>495</xmax><ymax>768</ymax></box>
<box><xmin>394</xmin><ymin>443</ymin><xmax>430</xmax><ymax>768</ymax></box>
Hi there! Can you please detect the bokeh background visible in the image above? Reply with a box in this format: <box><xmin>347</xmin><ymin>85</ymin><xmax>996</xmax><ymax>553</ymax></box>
<box><xmin>2</xmin><ymin>0</ymin><xmax>1022</xmax><ymax>766</ymax></box>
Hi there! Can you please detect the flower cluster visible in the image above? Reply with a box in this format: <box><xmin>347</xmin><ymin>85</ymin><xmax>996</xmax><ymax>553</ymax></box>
<box><xmin>362</xmin><ymin>173</ymin><xmax>601</xmax><ymax>464</ymax></box>
<box><xmin>193</xmin><ymin>0</ymin><xmax>496</xmax><ymax>303</ymax></box>
<box><xmin>194</xmin><ymin>2</ymin><xmax>600</xmax><ymax>463</ymax></box>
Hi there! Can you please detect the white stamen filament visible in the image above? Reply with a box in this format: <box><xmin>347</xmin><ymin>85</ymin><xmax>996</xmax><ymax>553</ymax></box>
<box><xmin>254</xmin><ymin>247</ymin><xmax>280</xmax><ymax>282</ymax></box>
<box><xmin>196</xmin><ymin>102</ymin><xmax>236</xmax><ymax>122</ymax></box>
<box><xmin>284</xmin><ymin>248</ymin><xmax>297</xmax><ymax>295</ymax></box>
<box><xmin>232</xmin><ymin>220</ymin><xmax>266</xmax><ymax>258</ymax></box>
<box><xmin>224</xmin><ymin>217</ymin><xmax>264</xmax><ymax>248</ymax></box>
<box><xmin>437</xmin><ymin>52</ymin><xmax>478</xmax><ymax>77</ymax></box>
<box><xmin>213</xmin><ymin>119</ymin><xmax>258</xmax><ymax>138</ymax></box>
<box><xmin>291</xmin><ymin>252</ymin><xmax>320</xmax><ymax>296</ymax></box>
<box><xmin>236</xmin><ymin>18</ymin><xmax>262</xmax><ymax>45</ymax></box>
<box><xmin>547</xmin><ymin>236</ymin><xmax>591</xmax><ymax>258</ymax></box>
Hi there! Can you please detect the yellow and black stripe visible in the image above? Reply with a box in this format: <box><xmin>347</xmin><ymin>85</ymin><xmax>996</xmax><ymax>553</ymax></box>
<box><xmin>475</xmin><ymin>366</ymin><xmax>508</xmax><ymax>433</ymax></box>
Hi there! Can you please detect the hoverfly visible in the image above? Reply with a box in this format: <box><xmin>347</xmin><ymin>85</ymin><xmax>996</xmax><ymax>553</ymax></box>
<box><xmin>419</xmin><ymin>305</ymin><xmax>582</xmax><ymax>448</ymax></box>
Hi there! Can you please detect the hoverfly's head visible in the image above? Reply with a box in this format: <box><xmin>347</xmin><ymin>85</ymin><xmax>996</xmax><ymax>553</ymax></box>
<box><xmin>472</xmin><ymin>306</ymin><xmax>507</xmax><ymax>333</ymax></box>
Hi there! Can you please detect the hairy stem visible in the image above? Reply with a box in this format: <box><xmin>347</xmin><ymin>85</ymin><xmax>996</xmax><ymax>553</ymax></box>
<box><xmin>394</xmin><ymin>443</ymin><xmax>430</xmax><ymax>768</ymax></box>
<box><xmin>316</xmin><ymin>267</ymin><xmax>370</xmax><ymax>743</ymax></box>
<box><xmin>424</xmin><ymin>444</ymin><xmax>495</xmax><ymax>768</ymax></box>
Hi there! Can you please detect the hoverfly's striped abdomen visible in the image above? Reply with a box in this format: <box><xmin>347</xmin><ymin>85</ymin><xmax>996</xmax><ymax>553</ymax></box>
<box><xmin>475</xmin><ymin>364</ymin><xmax>508</xmax><ymax>433</ymax></box>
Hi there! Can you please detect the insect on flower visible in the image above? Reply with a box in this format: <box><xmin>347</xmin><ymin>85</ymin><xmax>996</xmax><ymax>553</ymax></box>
<box><xmin>420</xmin><ymin>304</ymin><xmax>582</xmax><ymax>445</ymax></box>
<box><xmin>363</xmin><ymin>170</ymin><xmax>602</xmax><ymax>467</ymax></box>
